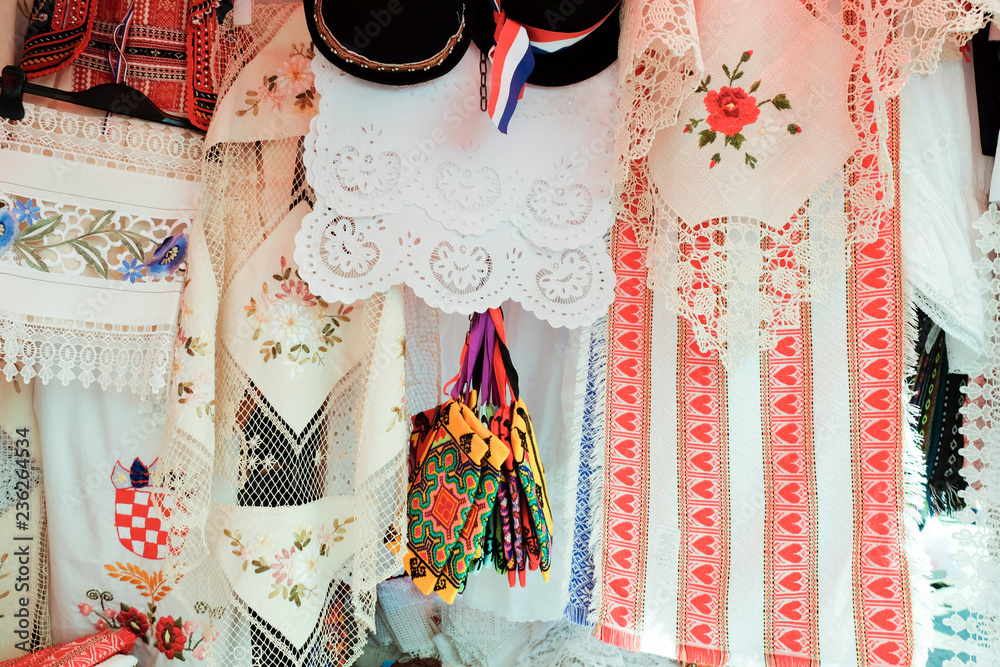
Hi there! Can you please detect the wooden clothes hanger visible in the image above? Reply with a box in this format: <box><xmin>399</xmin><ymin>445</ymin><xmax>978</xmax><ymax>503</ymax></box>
<box><xmin>0</xmin><ymin>65</ymin><xmax>206</xmax><ymax>134</ymax></box>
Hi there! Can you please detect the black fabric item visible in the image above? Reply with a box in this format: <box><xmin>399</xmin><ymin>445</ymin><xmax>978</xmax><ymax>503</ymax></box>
<box><xmin>972</xmin><ymin>24</ymin><xmax>1000</xmax><ymax>156</ymax></box>
<box><xmin>471</xmin><ymin>0</ymin><xmax>620</xmax><ymax>87</ymax></box>
<box><xmin>927</xmin><ymin>372</ymin><xmax>969</xmax><ymax>514</ymax></box>
<box><xmin>304</xmin><ymin>0</ymin><xmax>472</xmax><ymax>85</ymax></box>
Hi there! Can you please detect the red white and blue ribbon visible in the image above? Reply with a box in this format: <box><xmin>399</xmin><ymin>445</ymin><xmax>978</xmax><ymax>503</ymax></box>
<box><xmin>486</xmin><ymin>0</ymin><xmax>616</xmax><ymax>133</ymax></box>
<box><xmin>108</xmin><ymin>2</ymin><xmax>136</xmax><ymax>84</ymax></box>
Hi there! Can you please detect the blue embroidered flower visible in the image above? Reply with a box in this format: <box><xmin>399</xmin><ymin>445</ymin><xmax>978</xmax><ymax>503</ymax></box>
<box><xmin>118</xmin><ymin>257</ymin><xmax>143</xmax><ymax>283</ymax></box>
<box><xmin>145</xmin><ymin>234</ymin><xmax>188</xmax><ymax>278</ymax></box>
<box><xmin>12</xmin><ymin>199</ymin><xmax>40</xmax><ymax>225</ymax></box>
<box><xmin>0</xmin><ymin>209</ymin><xmax>19</xmax><ymax>257</ymax></box>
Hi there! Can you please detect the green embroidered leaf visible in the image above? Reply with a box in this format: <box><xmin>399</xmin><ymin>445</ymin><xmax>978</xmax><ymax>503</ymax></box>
<box><xmin>771</xmin><ymin>94</ymin><xmax>791</xmax><ymax>110</ymax></box>
<box><xmin>745</xmin><ymin>153</ymin><xmax>758</xmax><ymax>169</ymax></box>
<box><xmin>87</xmin><ymin>210</ymin><xmax>115</xmax><ymax>234</ymax></box>
<box><xmin>69</xmin><ymin>239</ymin><xmax>109</xmax><ymax>279</ymax></box>
<box><xmin>732</xmin><ymin>71</ymin><xmax>743</xmax><ymax>81</ymax></box>
<box><xmin>698</xmin><ymin>129</ymin><xmax>717</xmax><ymax>148</ymax></box>
<box><xmin>729</xmin><ymin>132</ymin><xmax>746</xmax><ymax>150</ymax></box>
<box><xmin>13</xmin><ymin>244</ymin><xmax>48</xmax><ymax>272</ymax></box>
<box><xmin>749</xmin><ymin>80</ymin><xmax>761</xmax><ymax>94</ymax></box>
<box><xmin>116</xmin><ymin>230</ymin><xmax>148</xmax><ymax>260</ymax></box>
<box><xmin>722</xmin><ymin>64</ymin><xmax>731</xmax><ymax>78</ymax></box>
<box><xmin>17</xmin><ymin>214</ymin><xmax>62</xmax><ymax>242</ymax></box>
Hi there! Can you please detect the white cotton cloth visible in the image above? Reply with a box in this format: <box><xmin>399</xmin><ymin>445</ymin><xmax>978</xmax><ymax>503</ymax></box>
<box><xmin>901</xmin><ymin>58</ymin><xmax>993</xmax><ymax>373</ymax></box>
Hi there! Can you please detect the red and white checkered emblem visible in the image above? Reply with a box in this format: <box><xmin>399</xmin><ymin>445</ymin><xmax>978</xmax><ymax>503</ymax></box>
<box><xmin>111</xmin><ymin>458</ymin><xmax>172</xmax><ymax>560</ymax></box>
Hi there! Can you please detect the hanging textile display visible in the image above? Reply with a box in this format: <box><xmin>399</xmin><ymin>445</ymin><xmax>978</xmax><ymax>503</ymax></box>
<box><xmin>404</xmin><ymin>308</ymin><xmax>553</xmax><ymax>603</ymax></box>
<box><xmin>151</xmin><ymin>4</ymin><xmax>411</xmax><ymax>666</ymax></box>
<box><xmin>20</xmin><ymin>0</ymin><xmax>219</xmax><ymax>128</ymax></box>
<box><xmin>941</xmin><ymin>203</ymin><xmax>1000</xmax><ymax>665</ymax></box>
<box><xmin>574</xmin><ymin>101</ymin><xmax>933</xmax><ymax>667</ymax></box>
<box><xmin>296</xmin><ymin>3</ymin><xmax>621</xmax><ymax>328</ymax></box>
<box><xmin>0</xmin><ymin>89</ymin><xmax>212</xmax><ymax>664</ymax></box>
<box><xmin>610</xmin><ymin>0</ymin><xmax>995</xmax><ymax>360</ymax></box>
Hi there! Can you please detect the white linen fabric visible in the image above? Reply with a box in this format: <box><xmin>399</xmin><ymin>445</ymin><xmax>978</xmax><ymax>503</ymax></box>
<box><xmin>900</xmin><ymin>58</ymin><xmax>993</xmax><ymax>374</ymax></box>
<box><xmin>297</xmin><ymin>50</ymin><xmax>619</xmax><ymax>327</ymax></box>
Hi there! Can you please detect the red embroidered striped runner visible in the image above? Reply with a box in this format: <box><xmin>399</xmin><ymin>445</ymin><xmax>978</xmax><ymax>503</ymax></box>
<box><xmin>676</xmin><ymin>313</ymin><xmax>729</xmax><ymax>665</ymax></box>
<box><xmin>848</xmin><ymin>98</ymin><xmax>913</xmax><ymax>666</ymax></box>
<box><xmin>595</xmin><ymin>218</ymin><xmax>652</xmax><ymax>650</ymax></box>
<box><xmin>762</xmin><ymin>301</ymin><xmax>819</xmax><ymax>666</ymax></box>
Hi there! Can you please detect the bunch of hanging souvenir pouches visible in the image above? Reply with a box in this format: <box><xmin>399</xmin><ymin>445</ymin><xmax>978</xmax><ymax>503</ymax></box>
<box><xmin>404</xmin><ymin>308</ymin><xmax>553</xmax><ymax>602</ymax></box>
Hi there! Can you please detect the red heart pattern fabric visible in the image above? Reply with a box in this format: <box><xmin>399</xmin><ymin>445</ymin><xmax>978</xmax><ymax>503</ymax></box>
<box><xmin>676</xmin><ymin>316</ymin><xmax>729</xmax><ymax>666</ymax></box>
<box><xmin>595</xmin><ymin>220</ymin><xmax>651</xmax><ymax>651</ymax></box>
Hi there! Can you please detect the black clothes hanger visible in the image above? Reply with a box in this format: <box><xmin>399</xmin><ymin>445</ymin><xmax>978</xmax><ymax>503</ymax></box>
<box><xmin>0</xmin><ymin>65</ymin><xmax>205</xmax><ymax>134</ymax></box>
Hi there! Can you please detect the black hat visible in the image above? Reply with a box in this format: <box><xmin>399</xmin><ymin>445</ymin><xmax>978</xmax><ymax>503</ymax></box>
<box><xmin>472</xmin><ymin>0</ymin><xmax>620</xmax><ymax>87</ymax></box>
<box><xmin>305</xmin><ymin>0</ymin><xmax>473</xmax><ymax>85</ymax></box>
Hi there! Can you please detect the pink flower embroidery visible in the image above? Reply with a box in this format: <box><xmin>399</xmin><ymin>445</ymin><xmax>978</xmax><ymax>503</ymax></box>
<box><xmin>77</xmin><ymin>603</ymin><xmax>93</xmax><ymax>616</ymax></box>
<box><xmin>94</xmin><ymin>618</ymin><xmax>109</xmax><ymax>631</ymax></box>
<box><xmin>194</xmin><ymin>644</ymin><xmax>208</xmax><ymax>660</ymax></box>
<box><xmin>184</xmin><ymin>620</ymin><xmax>198</xmax><ymax>636</ymax></box>
<box><xmin>271</xmin><ymin>547</ymin><xmax>297</xmax><ymax>587</ymax></box>
<box><xmin>276</xmin><ymin>55</ymin><xmax>314</xmax><ymax>96</ymax></box>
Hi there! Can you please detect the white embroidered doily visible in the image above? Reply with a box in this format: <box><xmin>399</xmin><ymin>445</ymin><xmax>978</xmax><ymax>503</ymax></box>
<box><xmin>298</xmin><ymin>50</ymin><xmax>618</xmax><ymax>327</ymax></box>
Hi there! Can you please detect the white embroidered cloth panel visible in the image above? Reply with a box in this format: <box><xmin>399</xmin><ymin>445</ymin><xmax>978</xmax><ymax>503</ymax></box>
<box><xmin>298</xmin><ymin>51</ymin><xmax>619</xmax><ymax>327</ymax></box>
<box><xmin>0</xmin><ymin>104</ymin><xmax>201</xmax><ymax>400</ymax></box>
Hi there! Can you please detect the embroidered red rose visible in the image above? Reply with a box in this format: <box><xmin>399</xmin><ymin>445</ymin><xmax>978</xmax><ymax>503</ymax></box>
<box><xmin>704</xmin><ymin>86</ymin><xmax>760</xmax><ymax>136</ymax></box>
<box><xmin>155</xmin><ymin>616</ymin><xmax>186</xmax><ymax>659</ymax></box>
<box><xmin>116</xmin><ymin>606</ymin><xmax>149</xmax><ymax>637</ymax></box>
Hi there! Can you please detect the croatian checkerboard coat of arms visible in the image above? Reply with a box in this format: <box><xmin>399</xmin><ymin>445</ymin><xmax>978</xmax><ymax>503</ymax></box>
<box><xmin>111</xmin><ymin>458</ymin><xmax>177</xmax><ymax>560</ymax></box>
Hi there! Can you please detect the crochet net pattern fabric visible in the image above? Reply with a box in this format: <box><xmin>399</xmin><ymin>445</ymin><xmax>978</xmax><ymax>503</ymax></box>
<box><xmin>154</xmin><ymin>5</ymin><xmax>408</xmax><ymax>665</ymax></box>
<box><xmin>615</xmin><ymin>0</ymin><xmax>999</xmax><ymax>361</ymax></box>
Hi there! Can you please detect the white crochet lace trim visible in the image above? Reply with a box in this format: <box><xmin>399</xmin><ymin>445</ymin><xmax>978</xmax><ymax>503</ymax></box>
<box><xmin>295</xmin><ymin>209</ymin><xmax>614</xmax><ymax>328</ymax></box>
<box><xmin>945</xmin><ymin>204</ymin><xmax>1000</xmax><ymax>664</ymax></box>
<box><xmin>0</xmin><ymin>103</ymin><xmax>203</xmax><ymax>182</ymax></box>
<box><xmin>0</xmin><ymin>312</ymin><xmax>174</xmax><ymax>400</ymax></box>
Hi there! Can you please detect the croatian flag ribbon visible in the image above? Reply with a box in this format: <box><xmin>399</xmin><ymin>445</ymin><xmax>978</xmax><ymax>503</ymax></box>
<box><xmin>108</xmin><ymin>2</ymin><xmax>136</xmax><ymax>84</ymax></box>
<box><xmin>487</xmin><ymin>0</ymin><xmax>615</xmax><ymax>133</ymax></box>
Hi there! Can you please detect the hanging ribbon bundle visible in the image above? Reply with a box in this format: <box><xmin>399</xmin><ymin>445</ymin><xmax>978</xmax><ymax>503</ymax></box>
<box><xmin>404</xmin><ymin>308</ymin><xmax>553</xmax><ymax>602</ymax></box>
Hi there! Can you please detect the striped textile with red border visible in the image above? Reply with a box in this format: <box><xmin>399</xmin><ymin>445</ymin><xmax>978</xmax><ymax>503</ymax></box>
<box><xmin>676</xmin><ymin>315</ymin><xmax>729</xmax><ymax>665</ymax></box>
<box><xmin>848</xmin><ymin>98</ymin><xmax>913</xmax><ymax>667</ymax></box>
<box><xmin>762</xmin><ymin>301</ymin><xmax>819</xmax><ymax>666</ymax></box>
<box><xmin>594</xmin><ymin>216</ymin><xmax>652</xmax><ymax>650</ymax></box>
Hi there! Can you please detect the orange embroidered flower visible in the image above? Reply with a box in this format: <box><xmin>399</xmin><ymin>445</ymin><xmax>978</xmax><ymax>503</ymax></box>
<box><xmin>704</xmin><ymin>86</ymin><xmax>760</xmax><ymax>136</ymax></box>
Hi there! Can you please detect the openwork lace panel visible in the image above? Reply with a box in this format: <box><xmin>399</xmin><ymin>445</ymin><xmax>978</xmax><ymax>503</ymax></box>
<box><xmin>155</xmin><ymin>5</ymin><xmax>408</xmax><ymax>666</ymax></box>
<box><xmin>615</xmin><ymin>0</ymin><xmax>998</xmax><ymax>362</ymax></box>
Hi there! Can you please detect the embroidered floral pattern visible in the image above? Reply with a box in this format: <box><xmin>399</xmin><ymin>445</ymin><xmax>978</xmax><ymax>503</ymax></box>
<box><xmin>75</xmin><ymin>564</ymin><xmax>223</xmax><ymax>660</ymax></box>
<box><xmin>174</xmin><ymin>327</ymin><xmax>215</xmax><ymax>419</ymax></box>
<box><xmin>683</xmin><ymin>51</ymin><xmax>799</xmax><ymax>169</ymax></box>
<box><xmin>244</xmin><ymin>257</ymin><xmax>354</xmax><ymax>378</ymax></box>
<box><xmin>224</xmin><ymin>519</ymin><xmax>354</xmax><ymax>608</ymax></box>
<box><xmin>0</xmin><ymin>200</ymin><xmax>187</xmax><ymax>280</ymax></box>
<box><xmin>238</xmin><ymin>43</ymin><xmax>317</xmax><ymax>117</ymax></box>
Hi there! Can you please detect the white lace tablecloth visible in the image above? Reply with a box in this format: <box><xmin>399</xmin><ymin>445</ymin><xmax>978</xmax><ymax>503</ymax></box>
<box><xmin>297</xmin><ymin>50</ymin><xmax>619</xmax><ymax>327</ymax></box>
